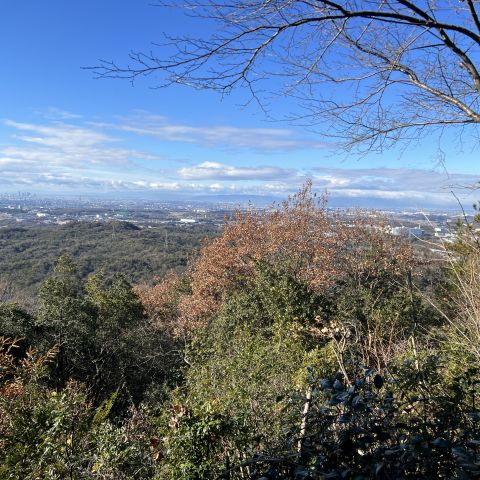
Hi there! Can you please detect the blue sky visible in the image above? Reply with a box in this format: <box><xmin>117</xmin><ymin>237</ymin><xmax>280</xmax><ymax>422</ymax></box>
<box><xmin>0</xmin><ymin>0</ymin><xmax>479</xmax><ymax>208</ymax></box>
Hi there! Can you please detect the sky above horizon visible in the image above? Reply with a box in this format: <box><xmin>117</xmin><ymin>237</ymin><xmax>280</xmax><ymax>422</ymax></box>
<box><xmin>1</xmin><ymin>1</ymin><xmax>479</xmax><ymax>209</ymax></box>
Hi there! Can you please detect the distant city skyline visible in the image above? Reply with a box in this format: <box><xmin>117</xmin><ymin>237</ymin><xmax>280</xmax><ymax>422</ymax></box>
<box><xmin>1</xmin><ymin>1</ymin><xmax>478</xmax><ymax>209</ymax></box>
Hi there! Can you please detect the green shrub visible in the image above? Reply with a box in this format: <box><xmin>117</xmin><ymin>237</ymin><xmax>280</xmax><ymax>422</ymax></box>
<box><xmin>236</xmin><ymin>357</ymin><xmax>480</xmax><ymax>479</ymax></box>
<box><xmin>0</xmin><ymin>338</ymin><xmax>156</xmax><ymax>480</ymax></box>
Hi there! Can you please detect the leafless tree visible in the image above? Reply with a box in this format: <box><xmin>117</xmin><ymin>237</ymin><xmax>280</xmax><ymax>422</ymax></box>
<box><xmin>92</xmin><ymin>0</ymin><xmax>480</xmax><ymax>151</ymax></box>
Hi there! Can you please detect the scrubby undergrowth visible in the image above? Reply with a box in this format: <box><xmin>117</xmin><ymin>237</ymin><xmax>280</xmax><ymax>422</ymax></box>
<box><xmin>1</xmin><ymin>184</ymin><xmax>479</xmax><ymax>479</ymax></box>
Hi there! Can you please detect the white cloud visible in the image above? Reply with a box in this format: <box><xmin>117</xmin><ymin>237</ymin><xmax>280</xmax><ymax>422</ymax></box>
<box><xmin>6</xmin><ymin>120</ymin><xmax>113</xmax><ymax>147</ymax></box>
<box><xmin>312</xmin><ymin>167</ymin><xmax>479</xmax><ymax>193</ymax></box>
<box><xmin>99</xmin><ymin>113</ymin><xmax>325</xmax><ymax>151</ymax></box>
<box><xmin>1</xmin><ymin>120</ymin><xmax>158</xmax><ymax>168</ymax></box>
<box><xmin>178</xmin><ymin>161</ymin><xmax>297</xmax><ymax>181</ymax></box>
<box><xmin>1</xmin><ymin>112</ymin><xmax>477</xmax><ymax>208</ymax></box>
<box><xmin>308</xmin><ymin>167</ymin><xmax>479</xmax><ymax>207</ymax></box>
<box><xmin>42</xmin><ymin>107</ymin><xmax>83</xmax><ymax>120</ymax></box>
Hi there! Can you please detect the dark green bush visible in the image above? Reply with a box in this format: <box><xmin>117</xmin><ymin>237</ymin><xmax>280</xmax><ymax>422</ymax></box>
<box><xmin>236</xmin><ymin>358</ymin><xmax>480</xmax><ymax>479</ymax></box>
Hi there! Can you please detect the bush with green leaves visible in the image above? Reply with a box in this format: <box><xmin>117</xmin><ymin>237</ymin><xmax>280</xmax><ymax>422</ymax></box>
<box><xmin>0</xmin><ymin>303</ymin><xmax>36</xmax><ymax>359</ymax></box>
<box><xmin>234</xmin><ymin>357</ymin><xmax>480</xmax><ymax>479</ymax></box>
<box><xmin>36</xmin><ymin>254</ymin><xmax>98</xmax><ymax>388</ymax></box>
<box><xmin>35</xmin><ymin>255</ymin><xmax>177</xmax><ymax>404</ymax></box>
<box><xmin>0</xmin><ymin>338</ymin><xmax>156</xmax><ymax>480</ymax></box>
<box><xmin>155</xmin><ymin>262</ymin><xmax>338</xmax><ymax>479</ymax></box>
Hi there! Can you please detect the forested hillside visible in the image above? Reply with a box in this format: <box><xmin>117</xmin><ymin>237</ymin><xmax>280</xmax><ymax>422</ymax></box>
<box><xmin>1</xmin><ymin>185</ymin><xmax>480</xmax><ymax>479</ymax></box>
<box><xmin>0</xmin><ymin>220</ymin><xmax>218</xmax><ymax>303</ymax></box>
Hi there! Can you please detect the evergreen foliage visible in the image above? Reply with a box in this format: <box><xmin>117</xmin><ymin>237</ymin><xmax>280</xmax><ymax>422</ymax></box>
<box><xmin>0</xmin><ymin>186</ymin><xmax>478</xmax><ymax>479</ymax></box>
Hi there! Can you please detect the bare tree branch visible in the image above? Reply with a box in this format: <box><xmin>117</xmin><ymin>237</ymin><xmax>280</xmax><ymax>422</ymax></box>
<box><xmin>89</xmin><ymin>0</ymin><xmax>480</xmax><ymax>151</ymax></box>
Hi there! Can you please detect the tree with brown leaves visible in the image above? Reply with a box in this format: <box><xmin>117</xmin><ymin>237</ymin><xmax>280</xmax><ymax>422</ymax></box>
<box><xmin>141</xmin><ymin>182</ymin><xmax>416</xmax><ymax>344</ymax></box>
